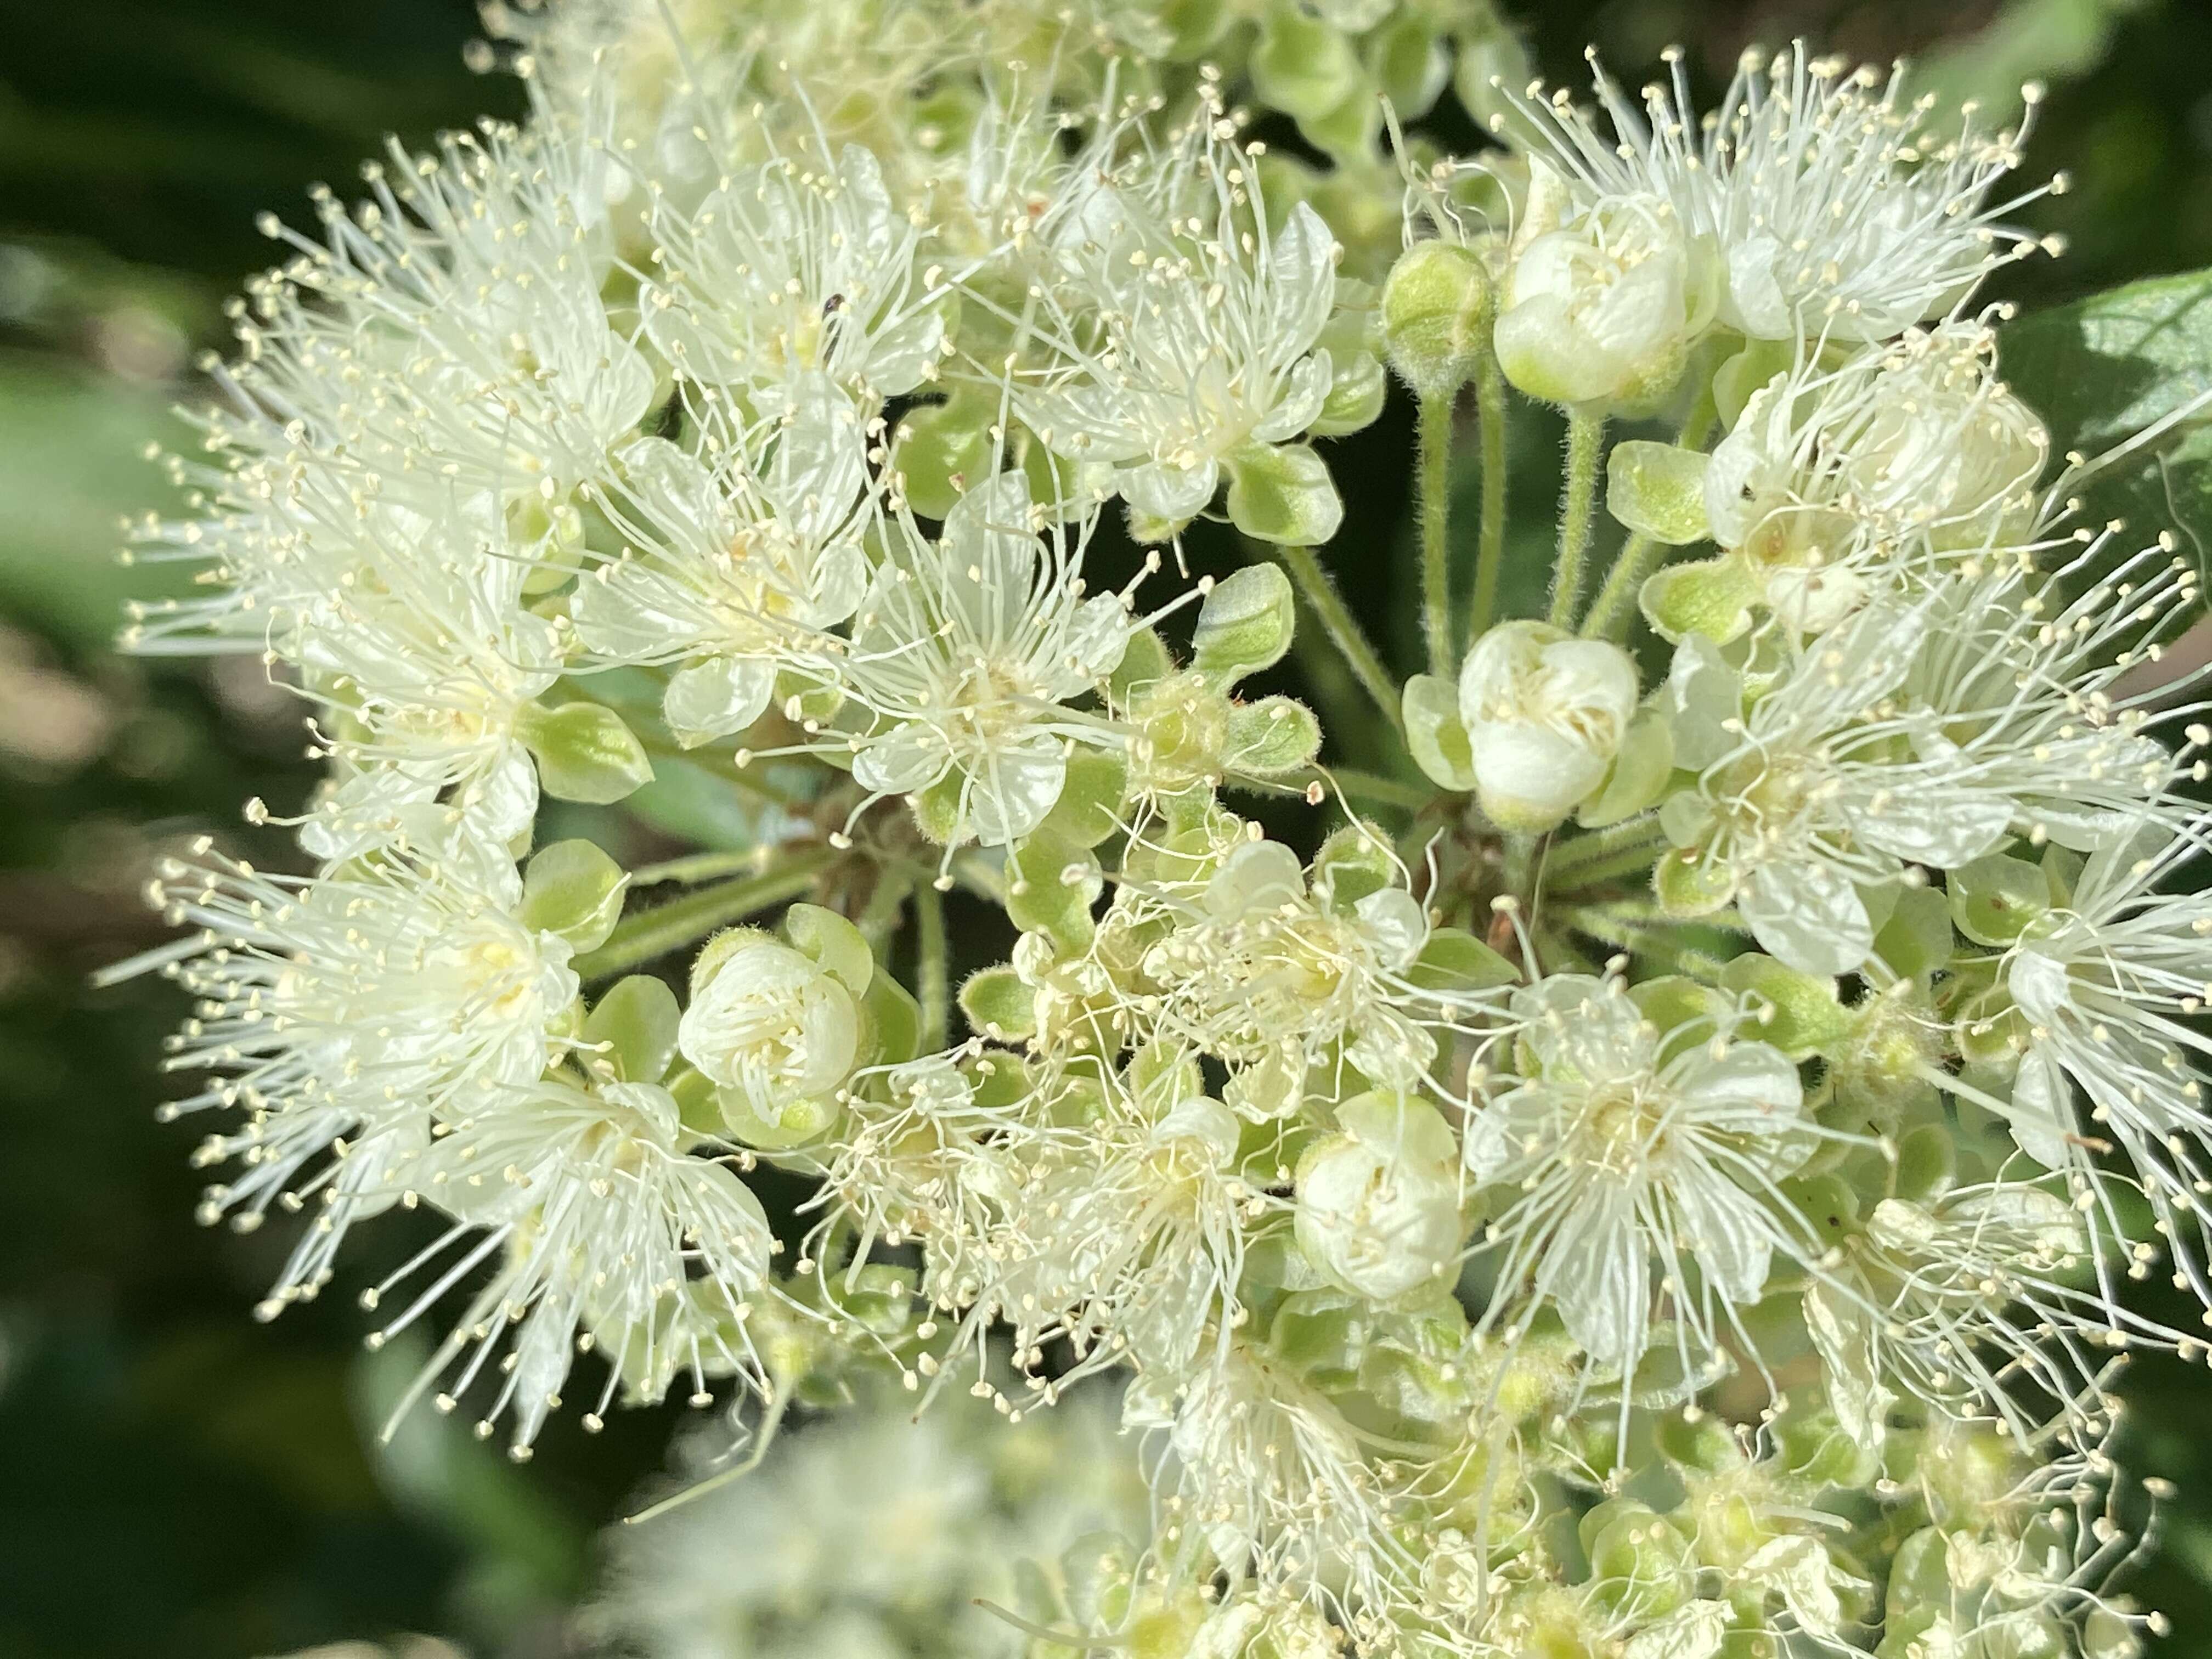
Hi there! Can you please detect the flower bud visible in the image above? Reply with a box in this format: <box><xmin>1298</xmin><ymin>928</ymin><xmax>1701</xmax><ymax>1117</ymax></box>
<box><xmin>1458</xmin><ymin>621</ymin><xmax>1639</xmax><ymax>830</ymax></box>
<box><xmin>1494</xmin><ymin>195</ymin><xmax>1715</xmax><ymax>411</ymax></box>
<box><xmin>679</xmin><ymin>932</ymin><xmax>860</xmax><ymax>1130</ymax></box>
<box><xmin>1381</xmin><ymin>240</ymin><xmax>1491</xmax><ymax>399</ymax></box>
<box><xmin>1295</xmin><ymin>1091</ymin><xmax>1462</xmax><ymax>1300</ymax></box>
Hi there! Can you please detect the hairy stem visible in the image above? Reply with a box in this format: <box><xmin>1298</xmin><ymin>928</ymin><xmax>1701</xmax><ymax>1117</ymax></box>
<box><xmin>1547</xmin><ymin>817</ymin><xmax>1669</xmax><ymax>889</ymax></box>
<box><xmin>1550</xmin><ymin>411</ymin><xmax>1605</xmax><ymax>629</ymax></box>
<box><xmin>573</xmin><ymin>847</ymin><xmax>837</xmax><ymax>981</ymax></box>
<box><xmin>1578</xmin><ymin>532</ymin><xmax>1658</xmax><ymax>642</ymax></box>
<box><xmin>1418</xmin><ymin>390</ymin><xmax>1457</xmax><ymax>679</ymax></box>
<box><xmin>1278</xmin><ymin>543</ymin><xmax>1406</xmax><ymax>741</ymax></box>
<box><xmin>915</xmin><ymin>878</ymin><xmax>949</xmax><ymax>1051</ymax></box>
<box><xmin>1468</xmin><ymin>354</ymin><xmax>1510</xmax><ymax>640</ymax></box>
<box><xmin>629</xmin><ymin>848</ymin><xmax>788</xmax><ymax>887</ymax></box>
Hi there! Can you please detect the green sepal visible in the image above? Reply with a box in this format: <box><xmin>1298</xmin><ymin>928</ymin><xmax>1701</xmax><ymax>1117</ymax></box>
<box><xmin>857</xmin><ymin>969</ymin><xmax>922</xmax><ymax>1068</ymax></box>
<box><xmin>1224</xmin><ymin>442</ymin><xmax>1344</xmax><ymax>546</ymax></box>
<box><xmin>1312</xmin><ymin>822</ymin><xmax>1393</xmax><ymax>910</ymax></box>
<box><xmin>1712</xmin><ymin>336</ymin><xmax>1794</xmax><ymax>430</ymax></box>
<box><xmin>783</xmin><ymin>901</ymin><xmax>874</xmax><ymax>994</ymax></box>
<box><xmin>519</xmin><ymin>837</ymin><xmax>630</xmax><ymax>952</ymax></box>
<box><xmin>1947</xmin><ymin>851</ymin><xmax>2048</xmax><ymax>947</ymax></box>
<box><xmin>1629</xmin><ymin>975</ymin><xmax>1728</xmax><ymax>1054</ymax></box>
<box><xmin>891</xmin><ymin>393</ymin><xmax>994</xmax><ymax>521</ymax></box>
<box><xmin>1311</xmin><ymin>350</ymin><xmax>1387</xmax><ymax>437</ymax></box>
<box><xmin>715</xmin><ymin>1085</ymin><xmax>843</xmax><ymax>1152</ymax></box>
<box><xmin>1875</xmin><ymin>885</ymin><xmax>1955</xmax><ymax>980</ymax></box>
<box><xmin>1007</xmin><ymin>828</ymin><xmax>1100</xmax><ymax>949</ymax></box>
<box><xmin>1652</xmin><ymin>846</ymin><xmax>1734</xmax><ymax>916</ymax></box>
<box><xmin>1224</xmin><ymin>697</ymin><xmax>1321</xmax><ymax>777</ymax></box>
<box><xmin>1406</xmin><ymin>927</ymin><xmax>1519</xmax><ymax>993</ymax></box>
<box><xmin>1575</xmin><ymin>707</ymin><xmax>1673</xmax><ymax>828</ymax></box>
<box><xmin>1720</xmin><ymin>952</ymin><xmax>1852</xmax><ymax>1060</ymax></box>
<box><xmin>1036</xmin><ymin>748</ymin><xmax>1129</xmax><ymax>848</ymax></box>
<box><xmin>959</xmin><ymin>964</ymin><xmax>1037</xmax><ymax>1042</ymax></box>
<box><xmin>1639</xmin><ymin>554</ymin><xmax>1757</xmax><ymax>645</ymax></box>
<box><xmin>1109</xmin><ymin>627</ymin><xmax>1173</xmax><ymax>703</ymax></box>
<box><xmin>1605</xmin><ymin>439</ymin><xmax>1712</xmax><ymax>545</ymax></box>
<box><xmin>582</xmin><ymin>974</ymin><xmax>681</xmax><ymax>1084</ymax></box>
<box><xmin>1402</xmin><ymin>672</ymin><xmax>1475</xmax><ymax>792</ymax></box>
<box><xmin>1192</xmin><ymin>562</ymin><xmax>1297</xmax><ymax>684</ymax></box>
<box><xmin>908</xmin><ymin>770</ymin><xmax>967</xmax><ymax>845</ymax></box>
<box><xmin>517</xmin><ymin>699</ymin><xmax>655</xmax><ymax>804</ymax></box>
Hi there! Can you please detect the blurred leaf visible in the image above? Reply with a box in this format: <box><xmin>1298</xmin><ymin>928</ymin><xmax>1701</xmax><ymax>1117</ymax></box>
<box><xmin>2003</xmin><ymin>266</ymin><xmax>2212</xmax><ymax>574</ymax></box>
<box><xmin>0</xmin><ymin>348</ymin><xmax>190</xmax><ymax>648</ymax></box>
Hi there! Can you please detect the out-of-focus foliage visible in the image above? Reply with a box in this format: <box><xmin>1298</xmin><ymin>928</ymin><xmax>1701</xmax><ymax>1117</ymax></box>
<box><xmin>4</xmin><ymin>1</ymin><xmax>2212</xmax><ymax>1655</ymax></box>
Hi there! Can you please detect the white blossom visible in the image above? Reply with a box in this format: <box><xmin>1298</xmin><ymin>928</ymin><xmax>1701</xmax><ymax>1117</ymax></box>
<box><xmin>1459</xmin><ymin>621</ymin><xmax>1640</xmax><ymax>828</ymax></box>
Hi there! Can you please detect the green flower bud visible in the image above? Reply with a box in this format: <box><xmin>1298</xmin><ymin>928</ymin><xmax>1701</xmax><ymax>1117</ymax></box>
<box><xmin>582</xmin><ymin>974</ymin><xmax>681</xmax><ymax>1084</ymax></box>
<box><xmin>1192</xmin><ymin>563</ymin><xmax>1297</xmax><ymax>683</ymax></box>
<box><xmin>517</xmin><ymin>699</ymin><xmax>654</xmax><ymax>804</ymax></box>
<box><xmin>1381</xmin><ymin>240</ymin><xmax>1492</xmax><ymax>399</ymax></box>
<box><xmin>519</xmin><ymin>838</ymin><xmax>630</xmax><ymax>952</ymax></box>
<box><xmin>1606</xmin><ymin>439</ymin><xmax>1713</xmax><ymax>545</ymax></box>
<box><xmin>1223</xmin><ymin>442</ymin><xmax>1344</xmax><ymax>545</ymax></box>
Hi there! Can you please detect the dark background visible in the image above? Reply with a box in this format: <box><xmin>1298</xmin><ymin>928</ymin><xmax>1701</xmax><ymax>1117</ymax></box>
<box><xmin>3</xmin><ymin>1</ymin><xmax>2211</xmax><ymax>1654</ymax></box>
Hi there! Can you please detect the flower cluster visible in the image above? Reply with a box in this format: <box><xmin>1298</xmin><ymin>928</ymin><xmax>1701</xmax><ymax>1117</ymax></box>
<box><xmin>111</xmin><ymin>4</ymin><xmax>2208</xmax><ymax>1655</ymax></box>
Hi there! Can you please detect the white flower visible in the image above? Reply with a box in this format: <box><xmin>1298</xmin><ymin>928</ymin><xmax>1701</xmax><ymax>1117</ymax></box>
<box><xmin>1494</xmin><ymin>184</ymin><xmax>1717</xmax><ymax>409</ymax></box>
<box><xmin>1659</xmin><ymin>553</ymin><xmax>2187</xmax><ymax>976</ymax></box>
<box><xmin>1458</xmin><ymin>621</ymin><xmax>1639</xmax><ymax>829</ymax></box>
<box><xmin>984</xmin><ymin>1080</ymin><xmax>1269</xmax><ymax>1381</ymax></box>
<box><xmin>1295</xmin><ymin>1091</ymin><xmax>1464</xmax><ymax>1301</ymax></box>
<box><xmin>679</xmin><ymin>933</ymin><xmax>861</xmax><ymax>1121</ymax></box>
<box><xmin>586</xmin><ymin>1375</ymin><xmax>1149</xmax><ymax>1659</ymax></box>
<box><xmin>1704</xmin><ymin>325</ymin><xmax>2048</xmax><ymax>630</ymax></box>
<box><xmin>1997</xmin><ymin>819</ymin><xmax>2212</xmax><ymax>1293</ymax></box>
<box><xmin>1011</xmin><ymin>106</ymin><xmax>1345</xmax><ymax>537</ymax></box>
<box><xmin>1463</xmin><ymin>975</ymin><xmax>1814</xmax><ymax>1368</ymax></box>
<box><xmin>573</xmin><ymin>400</ymin><xmax>871</xmax><ymax>746</ymax></box>
<box><xmin>645</xmin><ymin>140</ymin><xmax>950</xmax><ymax>414</ymax></box>
<box><xmin>1131</xmin><ymin>837</ymin><xmax>1502</xmax><ymax>1111</ymax></box>
<box><xmin>104</xmin><ymin>831</ymin><xmax>575</xmax><ymax>1314</ymax></box>
<box><xmin>1497</xmin><ymin>44</ymin><xmax>2047</xmax><ymax>345</ymax></box>
<box><xmin>805</xmin><ymin>473</ymin><xmax>1150</xmax><ymax>848</ymax></box>
<box><xmin>369</xmin><ymin>1076</ymin><xmax>774</xmax><ymax>1454</ymax></box>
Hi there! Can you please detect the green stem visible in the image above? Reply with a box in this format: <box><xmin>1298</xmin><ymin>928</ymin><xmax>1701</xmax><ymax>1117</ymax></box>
<box><xmin>1550</xmin><ymin>411</ymin><xmax>1605</xmax><ymax>629</ymax></box>
<box><xmin>1547</xmin><ymin>818</ymin><xmax>1669</xmax><ymax>888</ymax></box>
<box><xmin>1564</xmin><ymin>906</ymin><xmax>1728</xmax><ymax>982</ymax></box>
<box><xmin>1277</xmin><ymin>543</ymin><xmax>1406</xmax><ymax>741</ymax></box>
<box><xmin>630</xmin><ymin>848</ymin><xmax>786</xmax><ymax>887</ymax></box>
<box><xmin>573</xmin><ymin>848</ymin><xmax>837</xmax><ymax>981</ymax></box>
<box><xmin>1469</xmin><ymin>354</ymin><xmax>1509</xmax><ymax>640</ymax></box>
<box><xmin>1578</xmin><ymin>532</ymin><xmax>1658</xmax><ymax>642</ymax></box>
<box><xmin>855</xmin><ymin>866</ymin><xmax>916</xmax><ymax>952</ymax></box>
<box><xmin>915</xmin><ymin>880</ymin><xmax>949</xmax><ymax>1051</ymax></box>
<box><xmin>1322</xmin><ymin>766</ymin><xmax>1434</xmax><ymax>814</ymax></box>
<box><xmin>1418</xmin><ymin>390</ymin><xmax>1457</xmax><ymax>679</ymax></box>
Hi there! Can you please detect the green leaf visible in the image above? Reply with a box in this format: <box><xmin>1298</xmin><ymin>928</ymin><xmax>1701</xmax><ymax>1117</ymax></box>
<box><xmin>2004</xmin><ymin>267</ymin><xmax>2212</xmax><ymax>591</ymax></box>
